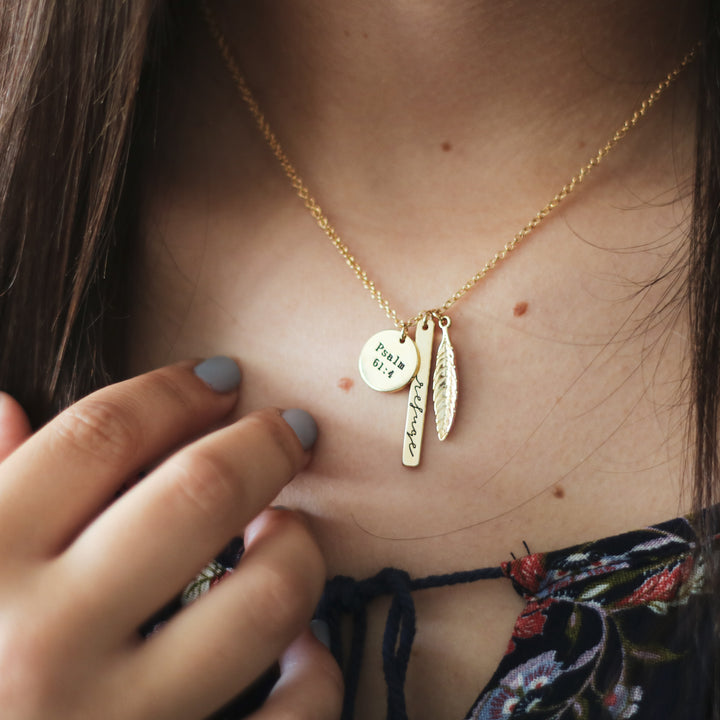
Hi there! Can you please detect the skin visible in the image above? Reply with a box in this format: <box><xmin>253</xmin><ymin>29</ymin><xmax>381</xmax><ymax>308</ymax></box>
<box><xmin>129</xmin><ymin>1</ymin><xmax>703</xmax><ymax>717</ymax></box>
<box><xmin>0</xmin><ymin>371</ymin><xmax>342</xmax><ymax>719</ymax></box>
<box><xmin>0</xmin><ymin>0</ymin><xmax>705</xmax><ymax>718</ymax></box>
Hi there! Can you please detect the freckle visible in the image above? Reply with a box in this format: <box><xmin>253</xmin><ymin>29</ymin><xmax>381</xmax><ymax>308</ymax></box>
<box><xmin>344</xmin><ymin>29</ymin><xmax>351</xmax><ymax>38</ymax></box>
<box><xmin>513</xmin><ymin>301</ymin><xmax>528</xmax><ymax>317</ymax></box>
<box><xmin>552</xmin><ymin>485</ymin><xmax>565</xmax><ymax>499</ymax></box>
<box><xmin>578</xmin><ymin>140</ymin><xmax>586</xmax><ymax>149</ymax></box>
<box><xmin>362</xmin><ymin>31</ymin><xmax>369</xmax><ymax>39</ymax></box>
<box><xmin>338</xmin><ymin>377</ymin><xmax>354</xmax><ymax>392</ymax></box>
<box><xmin>441</xmin><ymin>141</ymin><xmax>452</xmax><ymax>152</ymax></box>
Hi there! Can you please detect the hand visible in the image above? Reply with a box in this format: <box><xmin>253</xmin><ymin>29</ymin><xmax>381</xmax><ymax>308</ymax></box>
<box><xmin>0</xmin><ymin>360</ymin><xmax>342</xmax><ymax>720</ymax></box>
<box><xmin>0</xmin><ymin>391</ymin><xmax>32</xmax><ymax>461</ymax></box>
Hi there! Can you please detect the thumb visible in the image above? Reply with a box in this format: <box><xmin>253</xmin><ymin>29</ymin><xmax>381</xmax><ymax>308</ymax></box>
<box><xmin>0</xmin><ymin>392</ymin><xmax>32</xmax><ymax>463</ymax></box>
<box><xmin>246</xmin><ymin>625</ymin><xmax>343</xmax><ymax>720</ymax></box>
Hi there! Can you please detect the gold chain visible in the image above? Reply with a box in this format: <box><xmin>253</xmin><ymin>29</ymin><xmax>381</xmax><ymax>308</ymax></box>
<box><xmin>203</xmin><ymin>3</ymin><xmax>697</xmax><ymax>331</ymax></box>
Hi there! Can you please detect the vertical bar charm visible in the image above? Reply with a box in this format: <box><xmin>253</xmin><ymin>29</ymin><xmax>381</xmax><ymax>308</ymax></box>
<box><xmin>402</xmin><ymin>316</ymin><xmax>435</xmax><ymax>466</ymax></box>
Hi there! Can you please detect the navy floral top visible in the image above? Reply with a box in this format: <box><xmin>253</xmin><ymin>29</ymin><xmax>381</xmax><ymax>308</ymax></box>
<box><xmin>155</xmin><ymin>515</ymin><xmax>717</xmax><ymax>719</ymax></box>
<box><xmin>467</xmin><ymin>515</ymin><xmax>715</xmax><ymax>719</ymax></box>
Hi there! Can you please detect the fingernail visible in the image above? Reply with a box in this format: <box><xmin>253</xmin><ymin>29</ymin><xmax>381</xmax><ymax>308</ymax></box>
<box><xmin>310</xmin><ymin>618</ymin><xmax>331</xmax><ymax>650</ymax></box>
<box><xmin>281</xmin><ymin>409</ymin><xmax>318</xmax><ymax>451</ymax></box>
<box><xmin>193</xmin><ymin>356</ymin><xmax>242</xmax><ymax>393</ymax></box>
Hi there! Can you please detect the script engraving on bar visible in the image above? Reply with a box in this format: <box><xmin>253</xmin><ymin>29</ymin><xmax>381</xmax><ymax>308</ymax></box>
<box><xmin>403</xmin><ymin>317</ymin><xmax>434</xmax><ymax>466</ymax></box>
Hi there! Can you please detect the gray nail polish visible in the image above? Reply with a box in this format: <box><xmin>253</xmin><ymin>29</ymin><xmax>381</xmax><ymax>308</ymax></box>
<box><xmin>193</xmin><ymin>356</ymin><xmax>242</xmax><ymax>393</ymax></box>
<box><xmin>311</xmin><ymin>618</ymin><xmax>331</xmax><ymax>650</ymax></box>
<box><xmin>281</xmin><ymin>409</ymin><xmax>318</xmax><ymax>451</ymax></box>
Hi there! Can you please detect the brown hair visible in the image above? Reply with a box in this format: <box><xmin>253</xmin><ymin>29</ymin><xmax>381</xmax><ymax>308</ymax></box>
<box><xmin>0</xmin><ymin>0</ymin><xmax>157</xmax><ymax>423</ymax></box>
<box><xmin>692</xmin><ymin>7</ymin><xmax>720</xmax><ymax>519</ymax></box>
<box><xmin>690</xmin><ymin>14</ymin><xmax>720</xmax><ymax>711</ymax></box>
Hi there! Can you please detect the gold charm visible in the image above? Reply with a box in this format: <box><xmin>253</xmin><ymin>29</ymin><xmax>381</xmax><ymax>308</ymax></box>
<box><xmin>359</xmin><ymin>329</ymin><xmax>420</xmax><ymax>392</ymax></box>
<box><xmin>207</xmin><ymin>9</ymin><xmax>697</xmax><ymax>466</ymax></box>
<box><xmin>402</xmin><ymin>316</ymin><xmax>434</xmax><ymax>467</ymax></box>
<box><xmin>433</xmin><ymin>316</ymin><xmax>457</xmax><ymax>441</ymax></box>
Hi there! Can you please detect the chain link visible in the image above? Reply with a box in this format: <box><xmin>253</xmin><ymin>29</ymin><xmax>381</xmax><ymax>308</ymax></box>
<box><xmin>204</xmin><ymin>2</ymin><xmax>697</xmax><ymax>330</ymax></box>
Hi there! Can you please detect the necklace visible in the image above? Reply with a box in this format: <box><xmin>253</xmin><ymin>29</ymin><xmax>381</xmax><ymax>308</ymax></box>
<box><xmin>203</xmin><ymin>4</ymin><xmax>697</xmax><ymax>466</ymax></box>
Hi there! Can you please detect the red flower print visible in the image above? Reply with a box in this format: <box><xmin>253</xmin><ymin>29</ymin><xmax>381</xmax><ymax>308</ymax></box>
<box><xmin>504</xmin><ymin>553</ymin><xmax>546</xmax><ymax>594</ymax></box>
<box><xmin>506</xmin><ymin>598</ymin><xmax>553</xmax><ymax>654</ymax></box>
<box><xmin>604</xmin><ymin>692</ymin><xmax>617</xmax><ymax>707</ymax></box>
<box><xmin>618</xmin><ymin>556</ymin><xmax>694</xmax><ymax>608</ymax></box>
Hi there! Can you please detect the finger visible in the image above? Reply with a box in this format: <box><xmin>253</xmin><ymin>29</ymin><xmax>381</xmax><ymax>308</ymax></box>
<box><xmin>246</xmin><ymin>626</ymin><xmax>343</xmax><ymax>720</ymax></box>
<box><xmin>0</xmin><ymin>357</ymin><xmax>242</xmax><ymax>558</ymax></box>
<box><xmin>0</xmin><ymin>392</ymin><xmax>32</xmax><ymax>463</ymax></box>
<box><xmin>121</xmin><ymin>510</ymin><xmax>327</xmax><ymax>720</ymax></box>
<box><xmin>63</xmin><ymin>408</ymin><xmax>314</xmax><ymax>630</ymax></box>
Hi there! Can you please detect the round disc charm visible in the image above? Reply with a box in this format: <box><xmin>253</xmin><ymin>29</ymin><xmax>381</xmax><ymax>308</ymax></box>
<box><xmin>358</xmin><ymin>330</ymin><xmax>420</xmax><ymax>392</ymax></box>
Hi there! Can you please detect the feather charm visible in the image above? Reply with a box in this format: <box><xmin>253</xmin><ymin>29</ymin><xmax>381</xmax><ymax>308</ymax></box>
<box><xmin>432</xmin><ymin>317</ymin><xmax>458</xmax><ymax>441</ymax></box>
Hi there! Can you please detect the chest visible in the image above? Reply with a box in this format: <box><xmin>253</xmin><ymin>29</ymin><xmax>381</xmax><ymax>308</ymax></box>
<box><xmin>129</xmin><ymin>164</ymin><xmax>691</xmax><ymax>719</ymax></box>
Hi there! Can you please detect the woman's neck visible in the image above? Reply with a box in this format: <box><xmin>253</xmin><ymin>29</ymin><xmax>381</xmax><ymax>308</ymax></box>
<box><xmin>210</xmin><ymin>0</ymin><xmax>701</xmax><ymax>230</ymax></box>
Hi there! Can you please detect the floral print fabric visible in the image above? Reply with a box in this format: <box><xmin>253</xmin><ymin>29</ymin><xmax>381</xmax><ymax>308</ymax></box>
<box><xmin>467</xmin><ymin>516</ymin><xmax>715</xmax><ymax>719</ymax></box>
<box><xmin>144</xmin><ymin>517</ymin><xmax>716</xmax><ymax>719</ymax></box>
